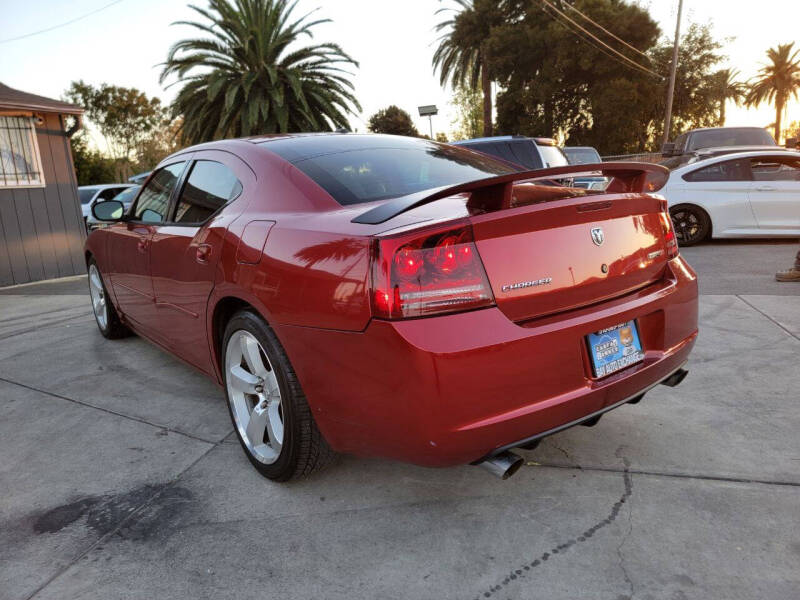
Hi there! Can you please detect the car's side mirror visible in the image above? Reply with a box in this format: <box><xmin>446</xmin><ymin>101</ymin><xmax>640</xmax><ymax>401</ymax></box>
<box><xmin>660</xmin><ymin>142</ymin><xmax>676</xmax><ymax>156</ymax></box>
<box><xmin>92</xmin><ymin>199</ymin><xmax>125</xmax><ymax>222</ymax></box>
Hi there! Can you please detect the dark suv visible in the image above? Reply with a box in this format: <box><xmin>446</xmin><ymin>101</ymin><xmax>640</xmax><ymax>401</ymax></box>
<box><xmin>451</xmin><ymin>135</ymin><xmax>569</xmax><ymax>170</ymax></box>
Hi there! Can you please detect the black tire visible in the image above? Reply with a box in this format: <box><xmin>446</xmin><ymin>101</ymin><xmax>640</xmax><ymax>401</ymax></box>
<box><xmin>669</xmin><ymin>204</ymin><xmax>711</xmax><ymax>246</ymax></box>
<box><xmin>87</xmin><ymin>258</ymin><xmax>131</xmax><ymax>339</ymax></box>
<box><xmin>222</xmin><ymin>309</ymin><xmax>335</xmax><ymax>481</ymax></box>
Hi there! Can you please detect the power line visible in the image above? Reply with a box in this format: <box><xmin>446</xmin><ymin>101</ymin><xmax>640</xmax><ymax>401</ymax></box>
<box><xmin>0</xmin><ymin>0</ymin><xmax>126</xmax><ymax>45</ymax></box>
<box><xmin>559</xmin><ymin>0</ymin><xmax>652</xmax><ymax>61</ymax></box>
<box><xmin>543</xmin><ymin>6</ymin><xmax>655</xmax><ymax>78</ymax></box>
<box><xmin>538</xmin><ymin>0</ymin><xmax>662</xmax><ymax>79</ymax></box>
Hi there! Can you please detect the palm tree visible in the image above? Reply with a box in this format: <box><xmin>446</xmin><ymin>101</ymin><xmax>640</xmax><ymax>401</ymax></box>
<box><xmin>433</xmin><ymin>0</ymin><xmax>500</xmax><ymax>137</ymax></box>
<box><xmin>745</xmin><ymin>43</ymin><xmax>800</xmax><ymax>143</ymax></box>
<box><xmin>710</xmin><ymin>68</ymin><xmax>746</xmax><ymax>125</ymax></box>
<box><xmin>160</xmin><ymin>0</ymin><xmax>360</xmax><ymax>144</ymax></box>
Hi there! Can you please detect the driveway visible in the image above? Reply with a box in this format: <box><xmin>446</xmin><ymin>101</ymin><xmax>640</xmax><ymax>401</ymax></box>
<box><xmin>1</xmin><ymin>241</ymin><xmax>799</xmax><ymax>600</ymax></box>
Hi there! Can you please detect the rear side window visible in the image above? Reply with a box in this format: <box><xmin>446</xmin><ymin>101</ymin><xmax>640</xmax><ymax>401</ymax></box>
<box><xmin>284</xmin><ymin>145</ymin><xmax>515</xmax><ymax>205</ymax></box>
<box><xmin>133</xmin><ymin>162</ymin><xmax>186</xmax><ymax>223</ymax></box>
<box><xmin>174</xmin><ymin>160</ymin><xmax>242</xmax><ymax>224</ymax></box>
<box><xmin>750</xmin><ymin>157</ymin><xmax>800</xmax><ymax>181</ymax></box>
<box><xmin>683</xmin><ymin>159</ymin><xmax>751</xmax><ymax>182</ymax></box>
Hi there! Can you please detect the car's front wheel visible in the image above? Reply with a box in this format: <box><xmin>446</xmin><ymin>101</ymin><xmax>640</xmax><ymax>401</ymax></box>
<box><xmin>222</xmin><ymin>310</ymin><xmax>334</xmax><ymax>481</ymax></box>
<box><xmin>669</xmin><ymin>204</ymin><xmax>711</xmax><ymax>246</ymax></box>
<box><xmin>87</xmin><ymin>259</ymin><xmax>130</xmax><ymax>339</ymax></box>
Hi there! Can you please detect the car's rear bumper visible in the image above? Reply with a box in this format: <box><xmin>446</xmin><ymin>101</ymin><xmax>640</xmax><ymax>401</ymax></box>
<box><xmin>275</xmin><ymin>256</ymin><xmax>698</xmax><ymax>467</ymax></box>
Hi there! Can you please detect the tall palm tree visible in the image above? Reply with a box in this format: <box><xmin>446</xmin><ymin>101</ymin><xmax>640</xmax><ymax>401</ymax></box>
<box><xmin>710</xmin><ymin>68</ymin><xmax>746</xmax><ymax>125</ymax></box>
<box><xmin>745</xmin><ymin>42</ymin><xmax>800</xmax><ymax>143</ymax></box>
<box><xmin>433</xmin><ymin>0</ymin><xmax>500</xmax><ymax>137</ymax></box>
<box><xmin>160</xmin><ymin>0</ymin><xmax>360</xmax><ymax>144</ymax></box>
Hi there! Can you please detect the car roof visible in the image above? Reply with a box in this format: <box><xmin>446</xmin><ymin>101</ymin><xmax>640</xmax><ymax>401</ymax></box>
<box><xmin>78</xmin><ymin>183</ymin><xmax>134</xmax><ymax>190</ymax></box>
<box><xmin>686</xmin><ymin>126</ymin><xmax>769</xmax><ymax>133</ymax></box>
<box><xmin>671</xmin><ymin>149</ymin><xmax>800</xmax><ymax>174</ymax></box>
<box><xmin>451</xmin><ymin>135</ymin><xmax>527</xmax><ymax>144</ymax></box>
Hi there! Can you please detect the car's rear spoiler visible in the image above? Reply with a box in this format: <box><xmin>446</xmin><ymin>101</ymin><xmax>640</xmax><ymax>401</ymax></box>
<box><xmin>351</xmin><ymin>162</ymin><xmax>669</xmax><ymax>225</ymax></box>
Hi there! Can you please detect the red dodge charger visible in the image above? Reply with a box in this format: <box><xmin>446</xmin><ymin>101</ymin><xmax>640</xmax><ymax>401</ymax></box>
<box><xmin>86</xmin><ymin>134</ymin><xmax>698</xmax><ymax>481</ymax></box>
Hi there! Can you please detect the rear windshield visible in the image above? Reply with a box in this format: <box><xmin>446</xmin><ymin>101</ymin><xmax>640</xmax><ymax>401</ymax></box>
<box><xmin>686</xmin><ymin>128</ymin><xmax>776</xmax><ymax>151</ymax></box>
<box><xmin>564</xmin><ymin>147</ymin><xmax>600</xmax><ymax>164</ymax></box>
<box><xmin>276</xmin><ymin>144</ymin><xmax>516</xmax><ymax>205</ymax></box>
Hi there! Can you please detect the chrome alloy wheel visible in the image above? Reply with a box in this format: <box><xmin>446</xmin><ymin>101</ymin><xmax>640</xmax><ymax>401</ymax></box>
<box><xmin>88</xmin><ymin>264</ymin><xmax>108</xmax><ymax>330</ymax></box>
<box><xmin>225</xmin><ymin>330</ymin><xmax>284</xmax><ymax>464</ymax></box>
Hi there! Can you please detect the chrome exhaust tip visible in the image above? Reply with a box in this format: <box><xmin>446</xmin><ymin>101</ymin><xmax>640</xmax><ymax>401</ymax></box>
<box><xmin>661</xmin><ymin>368</ymin><xmax>689</xmax><ymax>388</ymax></box>
<box><xmin>477</xmin><ymin>451</ymin><xmax>524</xmax><ymax>480</ymax></box>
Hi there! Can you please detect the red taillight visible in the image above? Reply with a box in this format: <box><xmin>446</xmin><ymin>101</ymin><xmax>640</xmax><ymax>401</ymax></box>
<box><xmin>660</xmin><ymin>211</ymin><xmax>679</xmax><ymax>259</ymax></box>
<box><xmin>371</xmin><ymin>224</ymin><xmax>495</xmax><ymax>319</ymax></box>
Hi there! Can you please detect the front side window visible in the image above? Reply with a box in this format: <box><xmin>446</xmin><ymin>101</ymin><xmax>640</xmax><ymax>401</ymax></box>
<box><xmin>0</xmin><ymin>116</ymin><xmax>44</xmax><ymax>187</ymax></box>
<box><xmin>174</xmin><ymin>160</ymin><xmax>242</xmax><ymax>224</ymax></box>
<box><xmin>683</xmin><ymin>159</ymin><xmax>750</xmax><ymax>182</ymax></box>
<box><xmin>133</xmin><ymin>162</ymin><xmax>186</xmax><ymax>223</ymax></box>
<box><xmin>750</xmin><ymin>157</ymin><xmax>800</xmax><ymax>181</ymax></box>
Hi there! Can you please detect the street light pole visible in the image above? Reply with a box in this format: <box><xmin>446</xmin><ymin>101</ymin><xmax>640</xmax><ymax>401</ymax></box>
<box><xmin>662</xmin><ymin>0</ymin><xmax>684</xmax><ymax>146</ymax></box>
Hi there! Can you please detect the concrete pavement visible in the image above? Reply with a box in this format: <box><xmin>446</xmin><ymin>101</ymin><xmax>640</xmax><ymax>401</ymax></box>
<box><xmin>1</xmin><ymin>242</ymin><xmax>798</xmax><ymax>600</ymax></box>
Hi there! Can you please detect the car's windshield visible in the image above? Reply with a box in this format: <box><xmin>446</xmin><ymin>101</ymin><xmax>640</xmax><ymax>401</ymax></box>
<box><xmin>538</xmin><ymin>145</ymin><xmax>569</xmax><ymax>168</ymax></box>
<box><xmin>112</xmin><ymin>186</ymin><xmax>140</xmax><ymax>204</ymax></box>
<box><xmin>78</xmin><ymin>188</ymin><xmax>98</xmax><ymax>204</ymax></box>
<box><xmin>564</xmin><ymin>148</ymin><xmax>600</xmax><ymax>164</ymax></box>
<box><xmin>278</xmin><ymin>144</ymin><xmax>516</xmax><ymax>205</ymax></box>
<box><xmin>686</xmin><ymin>128</ymin><xmax>776</xmax><ymax>151</ymax></box>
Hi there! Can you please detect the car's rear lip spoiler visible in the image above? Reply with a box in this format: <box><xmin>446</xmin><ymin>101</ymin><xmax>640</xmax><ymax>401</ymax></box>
<box><xmin>351</xmin><ymin>161</ymin><xmax>669</xmax><ymax>225</ymax></box>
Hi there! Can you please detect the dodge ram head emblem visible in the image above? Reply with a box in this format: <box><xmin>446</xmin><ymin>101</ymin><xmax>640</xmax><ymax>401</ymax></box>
<box><xmin>591</xmin><ymin>227</ymin><xmax>604</xmax><ymax>246</ymax></box>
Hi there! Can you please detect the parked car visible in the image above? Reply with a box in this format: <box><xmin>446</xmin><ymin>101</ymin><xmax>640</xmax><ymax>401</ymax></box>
<box><xmin>563</xmin><ymin>146</ymin><xmax>607</xmax><ymax>189</ymax></box>
<box><xmin>79</xmin><ymin>184</ymin><xmax>136</xmax><ymax>222</ymax></box>
<box><xmin>663</xmin><ymin>150</ymin><xmax>800</xmax><ymax>245</ymax></box>
<box><xmin>660</xmin><ymin>126</ymin><xmax>777</xmax><ymax>169</ymax></box>
<box><xmin>451</xmin><ymin>135</ymin><xmax>569</xmax><ymax>170</ymax></box>
<box><xmin>85</xmin><ymin>185</ymin><xmax>141</xmax><ymax>231</ymax></box>
<box><xmin>86</xmin><ymin>134</ymin><xmax>697</xmax><ymax>481</ymax></box>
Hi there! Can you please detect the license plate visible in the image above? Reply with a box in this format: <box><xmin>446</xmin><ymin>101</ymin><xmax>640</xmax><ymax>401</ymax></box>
<box><xmin>586</xmin><ymin>320</ymin><xmax>644</xmax><ymax>377</ymax></box>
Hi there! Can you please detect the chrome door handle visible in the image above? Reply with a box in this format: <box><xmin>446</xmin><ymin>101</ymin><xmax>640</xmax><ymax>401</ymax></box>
<box><xmin>137</xmin><ymin>238</ymin><xmax>149</xmax><ymax>252</ymax></box>
<box><xmin>755</xmin><ymin>185</ymin><xmax>776</xmax><ymax>192</ymax></box>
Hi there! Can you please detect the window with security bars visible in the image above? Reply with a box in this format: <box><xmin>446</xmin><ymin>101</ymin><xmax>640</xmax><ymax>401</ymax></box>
<box><xmin>0</xmin><ymin>115</ymin><xmax>44</xmax><ymax>187</ymax></box>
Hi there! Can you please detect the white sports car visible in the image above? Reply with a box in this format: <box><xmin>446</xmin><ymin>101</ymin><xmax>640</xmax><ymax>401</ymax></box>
<box><xmin>662</xmin><ymin>150</ymin><xmax>800</xmax><ymax>245</ymax></box>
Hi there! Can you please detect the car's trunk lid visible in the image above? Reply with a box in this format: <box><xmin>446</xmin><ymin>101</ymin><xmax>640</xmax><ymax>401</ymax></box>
<box><xmin>469</xmin><ymin>186</ymin><xmax>669</xmax><ymax>322</ymax></box>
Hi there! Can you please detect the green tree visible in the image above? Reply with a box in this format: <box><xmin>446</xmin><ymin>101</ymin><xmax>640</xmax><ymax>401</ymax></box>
<box><xmin>746</xmin><ymin>42</ymin><xmax>800</xmax><ymax>143</ymax></box>
<box><xmin>449</xmin><ymin>83</ymin><xmax>483</xmax><ymax>140</ymax></box>
<box><xmin>489</xmin><ymin>0</ymin><xmax>662</xmax><ymax>153</ymax></box>
<box><xmin>64</xmin><ymin>81</ymin><xmax>165</xmax><ymax>179</ymax></box>
<box><xmin>433</xmin><ymin>0</ymin><xmax>505</xmax><ymax>137</ymax></box>
<box><xmin>488</xmin><ymin>2</ymin><xmax>724</xmax><ymax>154</ymax></box>
<box><xmin>160</xmin><ymin>0</ymin><xmax>360</xmax><ymax>144</ymax></box>
<box><xmin>367</xmin><ymin>105</ymin><xmax>420</xmax><ymax>136</ymax></box>
<box><xmin>69</xmin><ymin>133</ymin><xmax>117</xmax><ymax>185</ymax></box>
<box><xmin>708</xmin><ymin>68</ymin><xmax>746</xmax><ymax>125</ymax></box>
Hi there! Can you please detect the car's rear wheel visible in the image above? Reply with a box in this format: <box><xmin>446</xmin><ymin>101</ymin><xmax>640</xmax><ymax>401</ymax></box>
<box><xmin>222</xmin><ymin>310</ymin><xmax>334</xmax><ymax>481</ymax></box>
<box><xmin>669</xmin><ymin>204</ymin><xmax>710</xmax><ymax>246</ymax></box>
<box><xmin>87</xmin><ymin>259</ymin><xmax>130</xmax><ymax>339</ymax></box>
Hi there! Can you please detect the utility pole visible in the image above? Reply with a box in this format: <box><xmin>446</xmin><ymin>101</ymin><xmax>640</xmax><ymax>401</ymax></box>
<box><xmin>662</xmin><ymin>0</ymin><xmax>684</xmax><ymax>146</ymax></box>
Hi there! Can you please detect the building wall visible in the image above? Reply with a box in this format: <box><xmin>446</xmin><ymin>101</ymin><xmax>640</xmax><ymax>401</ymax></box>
<box><xmin>0</xmin><ymin>112</ymin><xmax>86</xmax><ymax>286</ymax></box>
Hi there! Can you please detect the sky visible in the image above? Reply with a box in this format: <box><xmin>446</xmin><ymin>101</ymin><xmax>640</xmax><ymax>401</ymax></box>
<box><xmin>2</xmin><ymin>0</ymin><xmax>799</xmax><ymax>147</ymax></box>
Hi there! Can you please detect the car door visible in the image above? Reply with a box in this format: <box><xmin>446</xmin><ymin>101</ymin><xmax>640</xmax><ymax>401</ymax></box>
<box><xmin>748</xmin><ymin>155</ymin><xmax>800</xmax><ymax>231</ymax></box>
<box><xmin>680</xmin><ymin>158</ymin><xmax>755</xmax><ymax>234</ymax></box>
<box><xmin>106</xmin><ymin>161</ymin><xmax>188</xmax><ymax>327</ymax></box>
<box><xmin>148</xmin><ymin>151</ymin><xmax>254</xmax><ymax>374</ymax></box>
